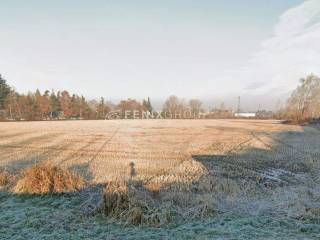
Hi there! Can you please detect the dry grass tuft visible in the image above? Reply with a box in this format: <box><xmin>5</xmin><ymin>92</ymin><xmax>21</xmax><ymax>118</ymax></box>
<box><xmin>103</xmin><ymin>180</ymin><xmax>130</xmax><ymax>216</ymax></box>
<box><xmin>100</xmin><ymin>176</ymin><xmax>218</xmax><ymax>226</ymax></box>
<box><xmin>0</xmin><ymin>170</ymin><xmax>10</xmax><ymax>187</ymax></box>
<box><xmin>97</xmin><ymin>159</ymin><xmax>218</xmax><ymax>226</ymax></box>
<box><xmin>14</xmin><ymin>163</ymin><xmax>86</xmax><ymax>194</ymax></box>
<box><xmin>102</xmin><ymin>180</ymin><xmax>172</xmax><ymax>226</ymax></box>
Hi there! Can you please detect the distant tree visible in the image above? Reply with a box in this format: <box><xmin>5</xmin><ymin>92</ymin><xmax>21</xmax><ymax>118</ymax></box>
<box><xmin>285</xmin><ymin>74</ymin><xmax>320</xmax><ymax>121</ymax></box>
<box><xmin>97</xmin><ymin>97</ymin><xmax>111</xmax><ymax>119</ymax></box>
<box><xmin>88</xmin><ymin>99</ymin><xmax>99</xmax><ymax>118</ymax></box>
<box><xmin>33</xmin><ymin>93</ymin><xmax>41</xmax><ymax>120</ymax></box>
<box><xmin>60</xmin><ymin>90</ymin><xmax>73</xmax><ymax>118</ymax></box>
<box><xmin>4</xmin><ymin>89</ymin><xmax>20</xmax><ymax>120</ymax></box>
<box><xmin>0</xmin><ymin>74</ymin><xmax>11</xmax><ymax>109</ymax></box>
<box><xmin>98</xmin><ymin>97</ymin><xmax>105</xmax><ymax>119</ymax></box>
<box><xmin>49</xmin><ymin>90</ymin><xmax>61</xmax><ymax>119</ymax></box>
<box><xmin>16</xmin><ymin>93</ymin><xmax>37</xmax><ymax>120</ymax></box>
<box><xmin>39</xmin><ymin>90</ymin><xmax>51</xmax><ymax>119</ymax></box>
<box><xmin>142</xmin><ymin>97</ymin><xmax>153</xmax><ymax>112</ymax></box>
<box><xmin>116</xmin><ymin>98</ymin><xmax>144</xmax><ymax>118</ymax></box>
<box><xmin>117</xmin><ymin>99</ymin><xmax>144</xmax><ymax>111</ymax></box>
<box><xmin>69</xmin><ymin>94</ymin><xmax>79</xmax><ymax>118</ymax></box>
<box><xmin>0</xmin><ymin>75</ymin><xmax>119</xmax><ymax>121</ymax></box>
<box><xmin>33</xmin><ymin>89</ymin><xmax>45</xmax><ymax>120</ymax></box>
<box><xmin>76</xmin><ymin>95</ymin><xmax>92</xmax><ymax>119</ymax></box>
<box><xmin>26</xmin><ymin>93</ymin><xmax>38</xmax><ymax>120</ymax></box>
<box><xmin>163</xmin><ymin>96</ymin><xmax>186</xmax><ymax>117</ymax></box>
<box><xmin>79</xmin><ymin>96</ymin><xmax>86</xmax><ymax>118</ymax></box>
<box><xmin>189</xmin><ymin>99</ymin><xmax>202</xmax><ymax>116</ymax></box>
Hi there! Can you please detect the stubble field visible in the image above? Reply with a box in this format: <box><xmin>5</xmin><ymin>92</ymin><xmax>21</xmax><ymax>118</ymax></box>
<box><xmin>0</xmin><ymin>119</ymin><xmax>320</xmax><ymax>239</ymax></box>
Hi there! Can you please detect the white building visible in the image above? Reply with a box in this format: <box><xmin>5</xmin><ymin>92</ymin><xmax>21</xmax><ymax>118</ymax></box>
<box><xmin>234</xmin><ymin>112</ymin><xmax>256</xmax><ymax>118</ymax></box>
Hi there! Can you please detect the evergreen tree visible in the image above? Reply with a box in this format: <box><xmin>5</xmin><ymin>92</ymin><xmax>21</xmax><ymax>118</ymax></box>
<box><xmin>0</xmin><ymin>74</ymin><xmax>11</xmax><ymax>109</ymax></box>
<box><xmin>97</xmin><ymin>97</ymin><xmax>110</xmax><ymax>119</ymax></box>
<box><xmin>49</xmin><ymin>90</ymin><xmax>61</xmax><ymax>119</ymax></box>
<box><xmin>142</xmin><ymin>97</ymin><xmax>153</xmax><ymax>112</ymax></box>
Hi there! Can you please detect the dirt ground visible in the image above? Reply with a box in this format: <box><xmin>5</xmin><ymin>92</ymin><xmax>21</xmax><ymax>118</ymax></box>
<box><xmin>0</xmin><ymin>119</ymin><xmax>320</xmax><ymax>239</ymax></box>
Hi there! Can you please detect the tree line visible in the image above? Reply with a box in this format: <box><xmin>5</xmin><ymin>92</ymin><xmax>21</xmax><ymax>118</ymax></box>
<box><xmin>0</xmin><ymin>74</ymin><xmax>204</xmax><ymax>120</ymax></box>
<box><xmin>0</xmin><ymin>74</ymin><xmax>154</xmax><ymax>120</ymax></box>
<box><xmin>2</xmin><ymin>73</ymin><xmax>319</xmax><ymax>122</ymax></box>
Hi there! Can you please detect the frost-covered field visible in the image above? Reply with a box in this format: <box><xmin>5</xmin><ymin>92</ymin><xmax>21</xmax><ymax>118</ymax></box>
<box><xmin>0</xmin><ymin>119</ymin><xmax>320</xmax><ymax>239</ymax></box>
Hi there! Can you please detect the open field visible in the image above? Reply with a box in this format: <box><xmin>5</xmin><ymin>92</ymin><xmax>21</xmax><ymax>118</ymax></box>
<box><xmin>1</xmin><ymin>119</ymin><xmax>320</xmax><ymax>239</ymax></box>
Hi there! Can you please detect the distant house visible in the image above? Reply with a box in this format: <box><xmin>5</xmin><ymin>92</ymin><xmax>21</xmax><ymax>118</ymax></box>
<box><xmin>234</xmin><ymin>112</ymin><xmax>256</xmax><ymax>118</ymax></box>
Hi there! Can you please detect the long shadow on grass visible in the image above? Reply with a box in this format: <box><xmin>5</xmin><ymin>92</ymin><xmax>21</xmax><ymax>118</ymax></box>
<box><xmin>191</xmin><ymin>127</ymin><xmax>320</xmax><ymax>222</ymax></box>
<box><xmin>194</xmin><ymin>127</ymin><xmax>318</xmax><ymax>187</ymax></box>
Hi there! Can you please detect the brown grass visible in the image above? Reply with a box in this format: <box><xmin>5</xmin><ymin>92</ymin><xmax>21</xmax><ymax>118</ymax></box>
<box><xmin>0</xmin><ymin>170</ymin><xmax>10</xmax><ymax>187</ymax></box>
<box><xmin>100</xmin><ymin>176</ymin><xmax>218</xmax><ymax>226</ymax></box>
<box><xmin>1</xmin><ymin>120</ymin><xmax>317</xmax><ymax>226</ymax></box>
<box><xmin>14</xmin><ymin>163</ymin><xmax>86</xmax><ymax>194</ymax></box>
<box><xmin>0</xmin><ymin>119</ymin><xmax>295</xmax><ymax>185</ymax></box>
<box><xmin>103</xmin><ymin>180</ymin><xmax>130</xmax><ymax>216</ymax></box>
<box><xmin>102</xmin><ymin>180</ymin><xmax>172</xmax><ymax>226</ymax></box>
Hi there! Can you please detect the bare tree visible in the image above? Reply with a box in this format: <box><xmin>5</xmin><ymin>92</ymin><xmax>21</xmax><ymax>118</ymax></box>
<box><xmin>285</xmin><ymin>74</ymin><xmax>320</xmax><ymax>122</ymax></box>
<box><xmin>189</xmin><ymin>99</ymin><xmax>202</xmax><ymax>116</ymax></box>
<box><xmin>163</xmin><ymin>96</ymin><xmax>186</xmax><ymax>118</ymax></box>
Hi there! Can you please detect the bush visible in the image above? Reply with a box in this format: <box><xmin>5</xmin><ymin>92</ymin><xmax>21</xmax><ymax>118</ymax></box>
<box><xmin>14</xmin><ymin>163</ymin><xmax>86</xmax><ymax>194</ymax></box>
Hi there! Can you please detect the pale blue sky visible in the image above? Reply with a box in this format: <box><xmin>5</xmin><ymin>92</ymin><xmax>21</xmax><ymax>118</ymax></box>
<box><xmin>2</xmin><ymin>0</ymin><xmax>319</xmax><ymax>110</ymax></box>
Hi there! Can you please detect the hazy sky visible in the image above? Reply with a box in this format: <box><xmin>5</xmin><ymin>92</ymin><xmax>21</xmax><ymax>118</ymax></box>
<box><xmin>1</xmin><ymin>0</ymin><xmax>319</xmax><ymax>110</ymax></box>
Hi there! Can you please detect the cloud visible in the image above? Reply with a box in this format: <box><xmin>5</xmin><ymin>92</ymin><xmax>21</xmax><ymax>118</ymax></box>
<box><xmin>240</xmin><ymin>0</ymin><xmax>320</xmax><ymax>96</ymax></box>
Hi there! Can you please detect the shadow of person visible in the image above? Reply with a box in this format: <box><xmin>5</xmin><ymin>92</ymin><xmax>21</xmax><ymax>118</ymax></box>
<box><xmin>129</xmin><ymin>162</ymin><xmax>136</xmax><ymax>179</ymax></box>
